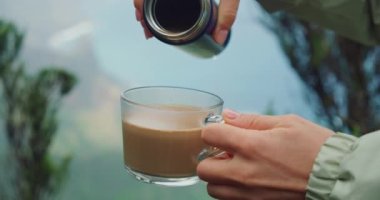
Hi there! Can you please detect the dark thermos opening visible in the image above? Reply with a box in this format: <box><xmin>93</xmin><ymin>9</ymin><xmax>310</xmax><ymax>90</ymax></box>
<box><xmin>154</xmin><ymin>0</ymin><xmax>202</xmax><ymax>32</ymax></box>
<box><xmin>144</xmin><ymin>0</ymin><xmax>229</xmax><ymax>58</ymax></box>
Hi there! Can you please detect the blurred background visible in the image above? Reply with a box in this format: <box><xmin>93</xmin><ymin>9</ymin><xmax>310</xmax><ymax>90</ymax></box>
<box><xmin>0</xmin><ymin>0</ymin><xmax>379</xmax><ymax>199</ymax></box>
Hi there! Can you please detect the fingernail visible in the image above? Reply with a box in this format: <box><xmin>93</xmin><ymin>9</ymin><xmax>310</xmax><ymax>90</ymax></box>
<box><xmin>223</xmin><ymin>109</ymin><xmax>239</xmax><ymax>120</ymax></box>
<box><xmin>144</xmin><ymin>28</ymin><xmax>153</xmax><ymax>39</ymax></box>
<box><xmin>135</xmin><ymin>9</ymin><xmax>142</xmax><ymax>21</ymax></box>
<box><xmin>215</xmin><ymin>29</ymin><xmax>228</xmax><ymax>45</ymax></box>
<box><xmin>141</xmin><ymin>20</ymin><xmax>153</xmax><ymax>40</ymax></box>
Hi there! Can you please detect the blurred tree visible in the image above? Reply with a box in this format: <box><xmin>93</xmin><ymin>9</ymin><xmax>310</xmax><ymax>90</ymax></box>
<box><xmin>0</xmin><ymin>20</ymin><xmax>77</xmax><ymax>200</ymax></box>
<box><xmin>265</xmin><ymin>12</ymin><xmax>380</xmax><ymax>136</ymax></box>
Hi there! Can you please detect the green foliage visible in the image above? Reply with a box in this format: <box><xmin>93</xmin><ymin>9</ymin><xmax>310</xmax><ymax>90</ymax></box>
<box><xmin>0</xmin><ymin>21</ymin><xmax>23</xmax><ymax>68</ymax></box>
<box><xmin>264</xmin><ymin>101</ymin><xmax>276</xmax><ymax>115</ymax></box>
<box><xmin>0</xmin><ymin>19</ymin><xmax>77</xmax><ymax>200</ymax></box>
<box><xmin>265</xmin><ymin>13</ymin><xmax>380</xmax><ymax>135</ymax></box>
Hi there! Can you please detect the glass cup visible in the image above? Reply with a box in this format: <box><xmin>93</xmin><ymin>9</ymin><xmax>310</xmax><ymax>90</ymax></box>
<box><xmin>120</xmin><ymin>86</ymin><xmax>223</xmax><ymax>186</ymax></box>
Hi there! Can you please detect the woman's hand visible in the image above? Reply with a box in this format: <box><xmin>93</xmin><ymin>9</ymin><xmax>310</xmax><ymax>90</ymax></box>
<box><xmin>133</xmin><ymin>0</ymin><xmax>240</xmax><ymax>44</ymax></box>
<box><xmin>197</xmin><ymin>110</ymin><xmax>334</xmax><ymax>200</ymax></box>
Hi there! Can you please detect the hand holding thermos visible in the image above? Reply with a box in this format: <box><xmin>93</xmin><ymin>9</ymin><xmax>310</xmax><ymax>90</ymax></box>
<box><xmin>133</xmin><ymin>0</ymin><xmax>240</xmax><ymax>58</ymax></box>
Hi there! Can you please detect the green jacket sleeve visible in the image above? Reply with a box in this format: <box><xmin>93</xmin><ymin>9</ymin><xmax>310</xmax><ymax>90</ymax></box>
<box><xmin>306</xmin><ymin>132</ymin><xmax>380</xmax><ymax>199</ymax></box>
<box><xmin>257</xmin><ymin>0</ymin><xmax>380</xmax><ymax>45</ymax></box>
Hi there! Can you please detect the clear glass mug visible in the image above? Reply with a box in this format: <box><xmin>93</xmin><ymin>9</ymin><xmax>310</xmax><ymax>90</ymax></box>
<box><xmin>120</xmin><ymin>86</ymin><xmax>224</xmax><ymax>186</ymax></box>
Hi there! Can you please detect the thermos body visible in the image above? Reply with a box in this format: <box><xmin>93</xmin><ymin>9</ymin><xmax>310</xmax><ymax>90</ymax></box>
<box><xmin>143</xmin><ymin>0</ymin><xmax>230</xmax><ymax>58</ymax></box>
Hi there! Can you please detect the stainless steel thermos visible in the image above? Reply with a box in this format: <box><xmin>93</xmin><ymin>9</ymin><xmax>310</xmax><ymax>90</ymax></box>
<box><xmin>143</xmin><ymin>0</ymin><xmax>230</xmax><ymax>58</ymax></box>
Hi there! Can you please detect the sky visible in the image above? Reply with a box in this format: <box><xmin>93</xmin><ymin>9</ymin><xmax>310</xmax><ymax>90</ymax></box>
<box><xmin>78</xmin><ymin>0</ymin><xmax>313</xmax><ymax>117</ymax></box>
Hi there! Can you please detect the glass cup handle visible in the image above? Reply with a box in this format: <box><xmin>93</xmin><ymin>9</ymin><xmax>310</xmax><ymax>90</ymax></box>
<box><xmin>197</xmin><ymin>114</ymin><xmax>225</xmax><ymax>161</ymax></box>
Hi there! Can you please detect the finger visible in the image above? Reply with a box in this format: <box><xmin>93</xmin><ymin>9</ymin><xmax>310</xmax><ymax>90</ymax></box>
<box><xmin>207</xmin><ymin>183</ymin><xmax>305</xmax><ymax>200</ymax></box>
<box><xmin>140</xmin><ymin>20</ymin><xmax>153</xmax><ymax>39</ymax></box>
<box><xmin>197</xmin><ymin>156</ymin><xmax>239</xmax><ymax>185</ymax></box>
<box><xmin>134</xmin><ymin>0</ymin><xmax>154</xmax><ymax>39</ymax></box>
<box><xmin>202</xmin><ymin>123</ymin><xmax>250</xmax><ymax>153</ymax></box>
<box><xmin>135</xmin><ymin>9</ymin><xmax>142</xmax><ymax>21</ymax></box>
<box><xmin>133</xmin><ymin>0</ymin><xmax>144</xmax><ymax>13</ymax></box>
<box><xmin>213</xmin><ymin>0</ymin><xmax>240</xmax><ymax>44</ymax></box>
<box><xmin>223</xmin><ymin>109</ymin><xmax>281</xmax><ymax>130</ymax></box>
<box><xmin>217</xmin><ymin>0</ymin><xmax>240</xmax><ymax>30</ymax></box>
<box><xmin>207</xmin><ymin>183</ymin><xmax>253</xmax><ymax>200</ymax></box>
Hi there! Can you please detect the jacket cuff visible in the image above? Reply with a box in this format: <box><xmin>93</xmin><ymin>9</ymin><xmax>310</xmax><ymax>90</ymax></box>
<box><xmin>306</xmin><ymin>133</ymin><xmax>358</xmax><ymax>200</ymax></box>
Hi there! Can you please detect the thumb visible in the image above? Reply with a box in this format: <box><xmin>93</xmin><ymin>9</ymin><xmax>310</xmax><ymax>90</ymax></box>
<box><xmin>223</xmin><ymin>109</ymin><xmax>280</xmax><ymax>130</ymax></box>
<box><xmin>213</xmin><ymin>0</ymin><xmax>240</xmax><ymax>44</ymax></box>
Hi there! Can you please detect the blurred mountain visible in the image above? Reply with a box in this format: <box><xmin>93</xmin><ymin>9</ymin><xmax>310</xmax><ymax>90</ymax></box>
<box><xmin>0</xmin><ymin>0</ymin><xmax>128</xmax><ymax>198</ymax></box>
<box><xmin>0</xmin><ymin>0</ymin><xmax>86</xmax><ymax>43</ymax></box>
<box><xmin>0</xmin><ymin>0</ymin><xmax>124</xmax><ymax>151</ymax></box>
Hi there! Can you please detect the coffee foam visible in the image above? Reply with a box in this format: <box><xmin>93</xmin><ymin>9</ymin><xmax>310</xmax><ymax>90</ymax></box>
<box><xmin>124</xmin><ymin>105</ymin><xmax>208</xmax><ymax>130</ymax></box>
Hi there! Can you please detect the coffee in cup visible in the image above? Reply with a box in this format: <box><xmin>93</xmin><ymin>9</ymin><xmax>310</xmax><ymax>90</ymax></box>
<box><xmin>120</xmin><ymin>87</ymin><xmax>223</xmax><ymax>186</ymax></box>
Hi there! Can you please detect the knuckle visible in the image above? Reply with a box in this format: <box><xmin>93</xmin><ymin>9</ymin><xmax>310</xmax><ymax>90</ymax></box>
<box><xmin>201</xmin><ymin>123</ymin><xmax>226</xmax><ymax>147</ymax></box>
<box><xmin>239</xmin><ymin>170</ymin><xmax>254</xmax><ymax>187</ymax></box>
<box><xmin>201</xmin><ymin>124</ymin><xmax>217</xmax><ymax>140</ymax></box>
<box><xmin>235</xmin><ymin>133</ymin><xmax>257</xmax><ymax>154</ymax></box>
<box><xmin>231</xmin><ymin>162</ymin><xmax>256</xmax><ymax>188</ymax></box>
<box><xmin>223</xmin><ymin>10</ymin><xmax>237</xmax><ymax>19</ymax></box>
<box><xmin>220</xmin><ymin>11</ymin><xmax>237</xmax><ymax>28</ymax></box>
<box><xmin>234</xmin><ymin>141</ymin><xmax>248</xmax><ymax>154</ymax></box>
<box><xmin>245</xmin><ymin>114</ymin><xmax>260</xmax><ymax>129</ymax></box>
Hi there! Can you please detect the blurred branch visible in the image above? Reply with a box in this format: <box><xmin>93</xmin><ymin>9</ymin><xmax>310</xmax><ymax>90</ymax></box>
<box><xmin>0</xmin><ymin>19</ymin><xmax>77</xmax><ymax>200</ymax></box>
<box><xmin>264</xmin><ymin>12</ymin><xmax>380</xmax><ymax>135</ymax></box>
